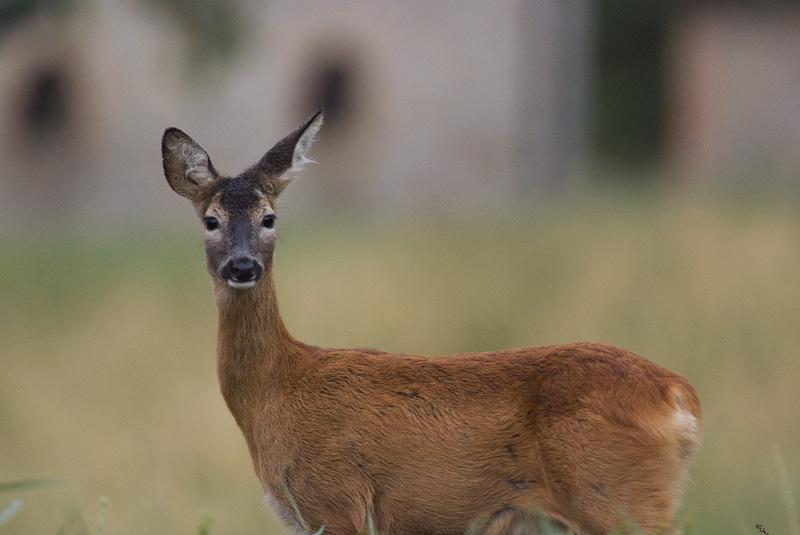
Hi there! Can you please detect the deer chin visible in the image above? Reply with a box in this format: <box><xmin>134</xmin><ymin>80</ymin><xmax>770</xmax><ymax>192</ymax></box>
<box><xmin>227</xmin><ymin>280</ymin><xmax>258</xmax><ymax>289</ymax></box>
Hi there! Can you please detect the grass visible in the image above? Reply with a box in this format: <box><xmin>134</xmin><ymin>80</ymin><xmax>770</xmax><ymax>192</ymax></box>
<box><xmin>1</xmin><ymin>188</ymin><xmax>799</xmax><ymax>533</ymax></box>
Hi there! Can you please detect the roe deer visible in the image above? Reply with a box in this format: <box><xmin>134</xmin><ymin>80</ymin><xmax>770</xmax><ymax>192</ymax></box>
<box><xmin>161</xmin><ymin>109</ymin><xmax>701</xmax><ymax>535</ymax></box>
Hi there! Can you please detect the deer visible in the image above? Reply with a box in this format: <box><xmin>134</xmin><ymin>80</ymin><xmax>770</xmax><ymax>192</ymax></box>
<box><xmin>161</xmin><ymin>109</ymin><xmax>702</xmax><ymax>535</ymax></box>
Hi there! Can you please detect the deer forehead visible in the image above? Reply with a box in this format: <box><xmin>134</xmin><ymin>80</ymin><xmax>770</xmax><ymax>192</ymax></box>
<box><xmin>206</xmin><ymin>177</ymin><xmax>275</xmax><ymax>219</ymax></box>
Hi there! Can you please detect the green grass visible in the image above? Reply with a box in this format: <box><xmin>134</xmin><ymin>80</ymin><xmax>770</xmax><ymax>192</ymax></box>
<box><xmin>1</xmin><ymin>189</ymin><xmax>799</xmax><ymax>534</ymax></box>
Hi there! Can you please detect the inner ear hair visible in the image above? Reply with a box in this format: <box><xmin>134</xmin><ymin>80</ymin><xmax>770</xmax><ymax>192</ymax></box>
<box><xmin>162</xmin><ymin>127</ymin><xmax>218</xmax><ymax>201</ymax></box>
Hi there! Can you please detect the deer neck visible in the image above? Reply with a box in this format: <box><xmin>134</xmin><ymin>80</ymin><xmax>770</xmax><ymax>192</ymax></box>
<box><xmin>213</xmin><ymin>273</ymin><xmax>301</xmax><ymax>428</ymax></box>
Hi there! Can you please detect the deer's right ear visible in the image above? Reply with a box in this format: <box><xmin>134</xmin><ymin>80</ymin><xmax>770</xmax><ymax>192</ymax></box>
<box><xmin>162</xmin><ymin>128</ymin><xmax>219</xmax><ymax>202</ymax></box>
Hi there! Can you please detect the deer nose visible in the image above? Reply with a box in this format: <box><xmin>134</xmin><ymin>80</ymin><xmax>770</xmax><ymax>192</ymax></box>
<box><xmin>221</xmin><ymin>257</ymin><xmax>263</xmax><ymax>288</ymax></box>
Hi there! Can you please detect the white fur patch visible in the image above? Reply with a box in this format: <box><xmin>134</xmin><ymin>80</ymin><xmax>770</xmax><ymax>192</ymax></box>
<box><xmin>673</xmin><ymin>407</ymin><xmax>698</xmax><ymax>434</ymax></box>
<box><xmin>227</xmin><ymin>280</ymin><xmax>257</xmax><ymax>289</ymax></box>
<box><xmin>263</xmin><ymin>493</ymin><xmax>306</xmax><ymax>533</ymax></box>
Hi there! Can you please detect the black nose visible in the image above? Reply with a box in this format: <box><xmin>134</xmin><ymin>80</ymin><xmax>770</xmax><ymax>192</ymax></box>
<box><xmin>221</xmin><ymin>257</ymin><xmax>263</xmax><ymax>286</ymax></box>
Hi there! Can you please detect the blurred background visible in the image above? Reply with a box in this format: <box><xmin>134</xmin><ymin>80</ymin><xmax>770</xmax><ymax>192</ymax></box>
<box><xmin>1</xmin><ymin>0</ymin><xmax>799</xmax><ymax>533</ymax></box>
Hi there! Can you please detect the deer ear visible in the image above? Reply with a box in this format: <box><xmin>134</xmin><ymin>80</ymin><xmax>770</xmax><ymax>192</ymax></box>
<box><xmin>249</xmin><ymin>108</ymin><xmax>324</xmax><ymax>196</ymax></box>
<box><xmin>162</xmin><ymin>127</ymin><xmax>219</xmax><ymax>202</ymax></box>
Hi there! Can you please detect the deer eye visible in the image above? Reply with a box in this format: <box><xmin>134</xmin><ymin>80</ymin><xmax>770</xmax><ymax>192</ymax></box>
<box><xmin>262</xmin><ymin>215</ymin><xmax>276</xmax><ymax>229</ymax></box>
<box><xmin>203</xmin><ymin>216</ymin><xmax>219</xmax><ymax>231</ymax></box>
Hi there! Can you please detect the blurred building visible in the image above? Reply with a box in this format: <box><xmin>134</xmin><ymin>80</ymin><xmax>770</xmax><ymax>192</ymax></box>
<box><xmin>668</xmin><ymin>3</ymin><xmax>800</xmax><ymax>183</ymax></box>
<box><xmin>1</xmin><ymin>1</ymin><xmax>799</xmax><ymax>229</ymax></box>
<box><xmin>0</xmin><ymin>0</ymin><xmax>593</xmax><ymax>228</ymax></box>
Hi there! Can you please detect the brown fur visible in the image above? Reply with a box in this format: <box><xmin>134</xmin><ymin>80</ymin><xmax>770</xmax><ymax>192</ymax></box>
<box><xmin>162</xmin><ymin>110</ymin><xmax>702</xmax><ymax>535</ymax></box>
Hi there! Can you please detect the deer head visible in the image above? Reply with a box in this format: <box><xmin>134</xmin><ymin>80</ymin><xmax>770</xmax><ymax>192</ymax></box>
<box><xmin>161</xmin><ymin>109</ymin><xmax>323</xmax><ymax>289</ymax></box>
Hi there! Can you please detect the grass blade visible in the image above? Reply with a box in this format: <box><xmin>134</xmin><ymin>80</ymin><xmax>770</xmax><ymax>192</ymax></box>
<box><xmin>0</xmin><ymin>479</ymin><xmax>61</xmax><ymax>493</ymax></box>
<box><xmin>0</xmin><ymin>499</ymin><xmax>23</xmax><ymax>526</ymax></box>
<box><xmin>772</xmin><ymin>442</ymin><xmax>800</xmax><ymax>535</ymax></box>
<box><xmin>96</xmin><ymin>497</ymin><xmax>108</xmax><ymax>535</ymax></box>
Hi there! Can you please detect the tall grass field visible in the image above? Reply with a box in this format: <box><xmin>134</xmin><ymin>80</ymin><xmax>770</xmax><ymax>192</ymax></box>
<box><xmin>1</xmin><ymin>190</ymin><xmax>798</xmax><ymax>534</ymax></box>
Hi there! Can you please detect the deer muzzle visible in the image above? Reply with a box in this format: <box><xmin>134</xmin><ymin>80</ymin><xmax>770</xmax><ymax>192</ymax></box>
<box><xmin>220</xmin><ymin>257</ymin><xmax>263</xmax><ymax>289</ymax></box>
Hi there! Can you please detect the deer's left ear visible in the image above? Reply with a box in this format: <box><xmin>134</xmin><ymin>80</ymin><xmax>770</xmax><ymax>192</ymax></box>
<box><xmin>162</xmin><ymin>128</ymin><xmax>219</xmax><ymax>202</ymax></box>
<box><xmin>248</xmin><ymin>108</ymin><xmax>324</xmax><ymax>196</ymax></box>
